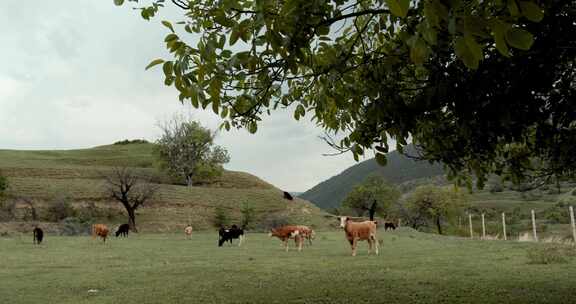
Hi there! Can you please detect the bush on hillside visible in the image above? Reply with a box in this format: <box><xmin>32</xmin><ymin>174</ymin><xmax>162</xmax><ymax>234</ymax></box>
<box><xmin>213</xmin><ymin>206</ymin><xmax>230</xmax><ymax>228</ymax></box>
<box><xmin>46</xmin><ymin>196</ymin><xmax>76</xmax><ymax>222</ymax></box>
<box><xmin>59</xmin><ymin>217</ymin><xmax>91</xmax><ymax>236</ymax></box>
<box><xmin>0</xmin><ymin>200</ymin><xmax>16</xmax><ymax>222</ymax></box>
<box><xmin>257</xmin><ymin>213</ymin><xmax>291</xmax><ymax>231</ymax></box>
<box><xmin>77</xmin><ymin>202</ymin><xmax>120</xmax><ymax>222</ymax></box>
<box><xmin>113</xmin><ymin>139</ymin><xmax>149</xmax><ymax>145</ymax></box>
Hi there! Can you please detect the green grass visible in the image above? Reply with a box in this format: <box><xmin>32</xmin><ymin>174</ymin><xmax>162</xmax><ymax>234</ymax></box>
<box><xmin>1</xmin><ymin>230</ymin><xmax>575</xmax><ymax>304</ymax></box>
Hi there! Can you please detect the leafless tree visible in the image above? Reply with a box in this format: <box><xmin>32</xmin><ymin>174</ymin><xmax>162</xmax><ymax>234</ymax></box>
<box><xmin>103</xmin><ymin>167</ymin><xmax>158</xmax><ymax>232</ymax></box>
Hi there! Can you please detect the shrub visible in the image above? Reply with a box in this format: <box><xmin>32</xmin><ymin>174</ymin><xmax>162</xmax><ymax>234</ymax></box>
<box><xmin>527</xmin><ymin>245</ymin><xmax>569</xmax><ymax>264</ymax></box>
<box><xmin>256</xmin><ymin>213</ymin><xmax>292</xmax><ymax>231</ymax></box>
<box><xmin>46</xmin><ymin>196</ymin><xmax>75</xmax><ymax>222</ymax></box>
<box><xmin>213</xmin><ymin>206</ymin><xmax>229</xmax><ymax>228</ymax></box>
<box><xmin>113</xmin><ymin>139</ymin><xmax>149</xmax><ymax>145</ymax></box>
<box><xmin>59</xmin><ymin>217</ymin><xmax>91</xmax><ymax>236</ymax></box>
<box><xmin>240</xmin><ymin>202</ymin><xmax>255</xmax><ymax>229</ymax></box>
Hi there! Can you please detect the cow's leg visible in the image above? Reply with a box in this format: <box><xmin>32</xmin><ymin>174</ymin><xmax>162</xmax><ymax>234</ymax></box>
<box><xmin>368</xmin><ymin>239</ymin><xmax>373</xmax><ymax>255</ymax></box>
<box><xmin>351</xmin><ymin>237</ymin><xmax>357</xmax><ymax>256</ymax></box>
<box><xmin>297</xmin><ymin>236</ymin><xmax>303</xmax><ymax>252</ymax></box>
<box><xmin>372</xmin><ymin>235</ymin><xmax>379</xmax><ymax>255</ymax></box>
<box><xmin>238</xmin><ymin>235</ymin><xmax>243</xmax><ymax>247</ymax></box>
<box><xmin>284</xmin><ymin>239</ymin><xmax>289</xmax><ymax>252</ymax></box>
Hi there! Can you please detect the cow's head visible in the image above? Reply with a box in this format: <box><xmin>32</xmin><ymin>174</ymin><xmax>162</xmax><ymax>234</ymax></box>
<box><xmin>339</xmin><ymin>216</ymin><xmax>349</xmax><ymax>228</ymax></box>
<box><xmin>268</xmin><ymin>229</ymin><xmax>276</xmax><ymax>237</ymax></box>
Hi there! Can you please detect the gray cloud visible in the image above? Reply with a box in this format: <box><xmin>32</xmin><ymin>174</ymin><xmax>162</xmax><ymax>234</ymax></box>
<box><xmin>0</xmin><ymin>0</ymin><xmax>373</xmax><ymax>191</ymax></box>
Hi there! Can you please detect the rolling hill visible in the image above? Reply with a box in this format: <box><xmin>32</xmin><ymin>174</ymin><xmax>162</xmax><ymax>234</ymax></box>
<box><xmin>300</xmin><ymin>145</ymin><xmax>444</xmax><ymax>209</ymax></box>
<box><xmin>0</xmin><ymin>143</ymin><xmax>334</xmax><ymax>233</ymax></box>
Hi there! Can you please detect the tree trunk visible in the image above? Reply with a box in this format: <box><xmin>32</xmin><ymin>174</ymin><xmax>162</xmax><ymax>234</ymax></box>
<box><xmin>436</xmin><ymin>216</ymin><xmax>443</xmax><ymax>235</ymax></box>
<box><xmin>127</xmin><ymin>208</ymin><xmax>138</xmax><ymax>233</ymax></box>
<box><xmin>186</xmin><ymin>174</ymin><xmax>193</xmax><ymax>187</ymax></box>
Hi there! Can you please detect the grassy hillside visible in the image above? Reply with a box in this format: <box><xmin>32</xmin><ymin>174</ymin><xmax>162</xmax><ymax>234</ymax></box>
<box><xmin>1</xmin><ymin>230</ymin><xmax>575</xmax><ymax>303</ymax></box>
<box><xmin>0</xmin><ymin>143</ymin><xmax>333</xmax><ymax>232</ymax></box>
<box><xmin>300</xmin><ymin>145</ymin><xmax>444</xmax><ymax>209</ymax></box>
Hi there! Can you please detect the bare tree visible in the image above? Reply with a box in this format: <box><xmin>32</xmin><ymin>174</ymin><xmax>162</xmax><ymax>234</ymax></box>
<box><xmin>103</xmin><ymin>167</ymin><xmax>158</xmax><ymax>232</ymax></box>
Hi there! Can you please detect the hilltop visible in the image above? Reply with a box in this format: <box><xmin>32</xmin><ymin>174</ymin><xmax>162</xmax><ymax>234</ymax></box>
<box><xmin>300</xmin><ymin>145</ymin><xmax>444</xmax><ymax>209</ymax></box>
<box><xmin>0</xmin><ymin>143</ymin><xmax>333</xmax><ymax>233</ymax></box>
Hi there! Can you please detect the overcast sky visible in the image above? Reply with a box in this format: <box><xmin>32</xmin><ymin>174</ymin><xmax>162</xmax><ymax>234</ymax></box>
<box><xmin>0</xmin><ymin>1</ymin><xmax>375</xmax><ymax>192</ymax></box>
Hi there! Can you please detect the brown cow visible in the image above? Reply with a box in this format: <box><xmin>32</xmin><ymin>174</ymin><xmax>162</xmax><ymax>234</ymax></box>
<box><xmin>91</xmin><ymin>224</ymin><xmax>109</xmax><ymax>243</ymax></box>
<box><xmin>339</xmin><ymin>216</ymin><xmax>378</xmax><ymax>256</ymax></box>
<box><xmin>269</xmin><ymin>225</ymin><xmax>304</xmax><ymax>252</ymax></box>
<box><xmin>295</xmin><ymin>225</ymin><xmax>315</xmax><ymax>246</ymax></box>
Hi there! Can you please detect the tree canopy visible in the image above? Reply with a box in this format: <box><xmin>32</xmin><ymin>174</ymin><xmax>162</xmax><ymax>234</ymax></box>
<box><xmin>341</xmin><ymin>175</ymin><xmax>400</xmax><ymax>217</ymax></box>
<box><xmin>404</xmin><ymin>185</ymin><xmax>468</xmax><ymax>234</ymax></box>
<box><xmin>156</xmin><ymin>117</ymin><xmax>230</xmax><ymax>186</ymax></box>
<box><xmin>116</xmin><ymin>0</ymin><xmax>575</xmax><ymax>187</ymax></box>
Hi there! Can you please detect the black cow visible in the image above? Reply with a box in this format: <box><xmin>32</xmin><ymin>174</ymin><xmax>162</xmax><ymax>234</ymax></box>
<box><xmin>283</xmin><ymin>191</ymin><xmax>294</xmax><ymax>200</ymax></box>
<box><xmin>115</xmin><ymin>224</ymin><xmax>130</xmax><ymax>237</ymax></box>
<box><xmin>33</xmin><ymin>227</ymin><xmax>43</xmax><ymax>245</ymax></box>
<box><xmin>218</xmin><ymin>225</ymin><xmax>244</xmax><ymax>247</ymax></box>
<box><xmin>384</xmin><ymin>222</ymin><xmax>397</xmax><ymax>231</ymax></box>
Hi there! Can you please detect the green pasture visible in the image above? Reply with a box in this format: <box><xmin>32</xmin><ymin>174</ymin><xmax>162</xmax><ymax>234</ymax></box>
<box><xmin>1</xmin><ymin>230</ymin><xmax>575</xmax><ymax>304</ymax></box>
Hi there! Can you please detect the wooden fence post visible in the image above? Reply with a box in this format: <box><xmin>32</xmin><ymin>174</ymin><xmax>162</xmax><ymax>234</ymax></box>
<box><xmin>469</xmin><ymin>213</ymin><xmax>473</xmax><ymax>239</ymax></box>
<box><xmin>481</xmin><ymin>213</ymin><xmax>486</xmax><ymax>240</ymax></box>
<box><xmin>502</xmin><ymin>212</ymin><xmax>507</xmax><ymax>241</ymax></box>
<box><xmin>531</xmin><ymin>209</ymin><xmax>538</xmax><ymax>242</ymax></box>
<box><xmin>570</xmin><ymin>206</ymin><xmax>576</xmax><ymax>244</ymax></box>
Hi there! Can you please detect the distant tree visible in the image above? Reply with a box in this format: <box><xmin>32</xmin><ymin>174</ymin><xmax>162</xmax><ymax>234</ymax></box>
<box><xmin>341</xmin><ymin>176</ymin><xmax>400</xmax><ymax>218</ymax></box>
<box><xmin>156</xmin><ymin>117</ymin><xmax>230</xmax><ymax>186</ymax></box>
<box><xmin>213</xmin><ymin>206</ymin><xmax>229</xmax><ymax>228</ymax></box>
<box><xmin>405</xmin><ymin>185</ymin><xmax>468</xmax><ymax>234</ymax></box>
<box><xmin>103</xmin><ymin>167</ymin><xmax>158</xmax><ymax>232</ymax></box>
<box><xmin>240</xmin><ymin>202</ymin><xmax>255</xmax><ymax>229</ymax></box>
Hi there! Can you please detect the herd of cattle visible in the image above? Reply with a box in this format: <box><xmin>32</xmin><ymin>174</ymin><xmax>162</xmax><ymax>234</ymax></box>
<box><xmin>31</xmin><ymin>217</ymin><xmax>397</xmax><ymax>256</ymax></box>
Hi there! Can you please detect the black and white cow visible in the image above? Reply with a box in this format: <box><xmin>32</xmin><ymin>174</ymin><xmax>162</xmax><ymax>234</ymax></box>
<box><xmin>218</xmin><ymin>225</ymin><xmax>244</xmax><ymax>247</ymax></box>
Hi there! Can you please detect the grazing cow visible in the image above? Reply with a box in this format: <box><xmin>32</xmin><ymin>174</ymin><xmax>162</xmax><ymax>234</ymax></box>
<box><xmin>184</xmin><ymin>225</ymin><xmax>193</xmax><ymax>240</ymax></box>
<box><xmin>218</xmin><ymin>225</ymin><xmax>244</xmax><ymax>247</ymax></box>
<box><xmin>269</xmin><ymin>225</ymin><xmax>304</xmax><ymax>252</ymax></box>
<box><xmin>33</xmin><ymin>227</ymin><xmax>44</xmax><ymax>245</ymax></box>
<box><xmin>115</xmin><ymin>224</ymin><xmax>130</xmax><ymax>237</ymax></box>
<box><xmin>91</xmin><ymin>224</ymin><xmax>109</xmax><ymax>243</ymax></box>
<box><xmin>283</xmin><ymin>191</ymin><xmax>294</xmax><ymax>200</ymax></box>
<box><xmin>339</xmin><ymin>216</ymin><xmax>379</xmax><ymax>256</ymax></box>
<box><xmin>295</xmin><ymin>225</ymin><xmax>315</xmax><ymax>246</ymax></box>
<box><xmin>384</xmin><ymin>222</ymin><xmax>397</xmax><ymax>231</ymax></box>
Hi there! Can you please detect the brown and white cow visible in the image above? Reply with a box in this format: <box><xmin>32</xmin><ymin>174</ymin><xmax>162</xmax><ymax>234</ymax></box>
<box><xmin>184</xmin><ymin>225</ymin><xmax>193</xmax><ymax>240</ymax></box>
<box><xmin>269</xmin><ymin>225</ymin><xmax>304</xmax><ymax>252</ymax></box>
<box><xmin>339</xmin><ymin>216</ymin><xmax>378</xmax><ymax>256</ymax></box>
<box><xmin>91</xmin><ymin>224</ymin><xmax>109</xmax><ymax>243</ymax></box>
<box><xmin>295</xmin><ymin>225</ymin><xmax>315</xmax><ymax>246</ymax></box>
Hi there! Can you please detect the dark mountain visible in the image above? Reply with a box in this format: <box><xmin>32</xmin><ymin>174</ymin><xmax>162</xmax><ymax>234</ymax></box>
<box><xmin>300</xmin><ymin>145</ymin><xmax>445</xmax><ymax>209</ymax></box>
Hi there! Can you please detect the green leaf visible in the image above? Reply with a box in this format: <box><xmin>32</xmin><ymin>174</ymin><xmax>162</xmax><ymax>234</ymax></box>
<box><xmin>145</xmin><ymin>59</ymin><xmax>165</xmax><ymax>70</ymax></box>
<box><xmin>375</xmin><ymin>153</ymin><xmax>388</xmax><ymax>166</ymax></box>
<box><xmin>113</xmin><ymin>0</ymin><xmax>124</xmax><ymax>6</ymax></box>
<box><xmin>519</xmin><ymin>1</ymin><xmax>544</xmax><ymax>22</ymax></box>
<box><xmin>162</xmin><ymin>61</ymin><xmax>173</xmax><ymax>76</ymax></box>
<box><xmin>454</xmin><ymin>36</ymin><xmax>480</xmax><ymax>69</ymax></box>
<box><xmin>161</xmin><ymin>20</ymin><xmax>175</xmax><ymax>33</ymax></box>
<box><xmin>248</xmin><ymin>121</ymin><xmax>258</xmax><ymax>134</ymax></box>
<box><xmin>230</xmin><ymin>29</ymin><xmax>240</xmax><ymax>46</ymax></box>
<box><xmin>491</xmin><ymin>21</ymin><xmax>511</xmax><ymax>57</ymax></box>
<box><xmin>409</xmin><ymin>37</ymin><xmax>428</xmax><ymax>65</ymax></box>
<box><xmin>507</xmin><ymin>0</ymin><xmax>520</xmax><ymax>16</ymax></box>
<box><xmin>386</xmin><ymin>0</ymin><xmax>410</xmax><ymax>18</ymax></box>
<box><xmin>505</xmin><ymin>28</ymin><xmax>534</xmax><ymax>50</ymax></box>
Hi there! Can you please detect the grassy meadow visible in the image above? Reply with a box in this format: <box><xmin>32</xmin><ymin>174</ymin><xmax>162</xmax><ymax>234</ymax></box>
<box><xmin>1</xmin><ymin>229</ymin><xmax>575</xmax><ymax>304</ymax></box>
